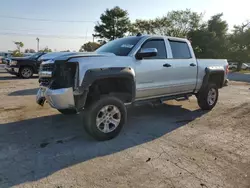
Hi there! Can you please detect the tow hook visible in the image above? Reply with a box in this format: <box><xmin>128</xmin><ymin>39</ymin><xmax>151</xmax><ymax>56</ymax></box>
<box><xmin>37</xmin><ymin>97</ymin><xmax>46</xmax><ymax>106</ymax></box>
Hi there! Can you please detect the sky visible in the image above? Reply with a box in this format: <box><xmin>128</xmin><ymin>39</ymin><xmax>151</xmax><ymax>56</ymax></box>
<box><xmin>0</xmin><ymin>0</ymin><xmax>250</xmax><ymax>52</ymax></box>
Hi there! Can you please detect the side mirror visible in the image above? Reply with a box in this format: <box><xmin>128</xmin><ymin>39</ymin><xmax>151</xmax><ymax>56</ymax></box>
<box><xmin>136</xmin><ymin>48</ymin><xmax>157</xmax><ymax>60</ymax></box>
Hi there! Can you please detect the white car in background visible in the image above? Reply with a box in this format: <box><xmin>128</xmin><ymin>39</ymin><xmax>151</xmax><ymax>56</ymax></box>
<box><xmin>228</xmin><ymin>62</ymin><xmax>249</xmax><ymax>70</ymax></box>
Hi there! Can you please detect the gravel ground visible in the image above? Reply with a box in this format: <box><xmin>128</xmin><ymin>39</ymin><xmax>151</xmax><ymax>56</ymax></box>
<box><xmin>0</xmin><ymin>68</ymin><xmax>250</xmax><ymax>188</ymax></box>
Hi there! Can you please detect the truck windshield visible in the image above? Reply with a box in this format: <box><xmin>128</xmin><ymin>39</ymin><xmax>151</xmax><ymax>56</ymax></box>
<box><xmin>96</xmin><ymin>36</ymin><xmax>142</xmax><ymax>56</ymax></box>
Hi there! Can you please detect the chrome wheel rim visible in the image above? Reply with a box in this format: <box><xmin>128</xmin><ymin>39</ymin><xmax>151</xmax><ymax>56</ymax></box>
<box><xmin>207</xmin><ymin>88</ymin><xmax>217</xmax><ymax>106</ymax></box>
<box><xmin>96</xmin><ymin>105</ymin><xmax>121</xmax><ymax>133</ymax></box>
<box><xmin>21</xmin><ymin>68</ymin><xmax>32</xmax><ymax>78</ymax></box>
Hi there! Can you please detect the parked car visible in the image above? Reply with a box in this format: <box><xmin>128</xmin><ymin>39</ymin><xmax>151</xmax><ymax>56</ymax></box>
<box><xmin>5</xmin><ymin>52</ymin><xmax>46</xmax><ymax>78</ymax></box>
<box><xmin>5</xmin><ymin>52</ymin><xmax>85</xmax><ymax>78</ymax></box>
<box><xmin>242</xmin><ymin>63</ymin><xmax>250</xmax><ymax>70</ymax></box>
<box><xmin>37</xmin><ymin>35</ymin><xmax>229</xmax><ymax>141</ymax></box>
<box><xmin>228</xmin><ymin>62</ymin><xmax>249</xmax><ymax>70</ymax></box>
<box><xmin>0</xmin><ymin>52</ymin><xmax>12</xmax><ymax>64</ymax></box>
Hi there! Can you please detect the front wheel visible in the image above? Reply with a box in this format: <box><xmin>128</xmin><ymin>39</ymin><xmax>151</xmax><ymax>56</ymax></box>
<box><xmin>20</xmin><ymin>66</ymin><xmax>33</xmax><ymax>79</ymax></box>
<box><xmin>197</xmin><ymin>83</ymin><xmax>218</xmax><ymax>110</ymax></box>
<box><xmin>83</xmin><ymin>96</ymin><xmax>127</xmax><ymax>141</ymax></box>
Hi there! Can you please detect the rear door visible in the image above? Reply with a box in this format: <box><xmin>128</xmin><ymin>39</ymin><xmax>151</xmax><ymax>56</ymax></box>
<box><xmin>166</xmin><ymin>39</ymin><xmax>198</xmax><ymax>93</ymax></box>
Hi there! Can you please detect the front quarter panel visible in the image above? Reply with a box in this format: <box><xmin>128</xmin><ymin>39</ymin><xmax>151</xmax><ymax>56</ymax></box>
<box><xmin>67</xmin><ymin>56</ymin><xmax>136</xmax><ymax>86</ymax></box>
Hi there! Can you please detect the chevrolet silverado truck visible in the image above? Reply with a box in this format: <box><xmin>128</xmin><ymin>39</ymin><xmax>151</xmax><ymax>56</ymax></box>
<box><xmin>5</xmin><ymin>52</ymin><xmax>46</xmax><ymax>78</ymax></box>
<box><xmin>36</xmin><ymin>35</ymin><xmax>229</xmax><ymax>141</ymax></box>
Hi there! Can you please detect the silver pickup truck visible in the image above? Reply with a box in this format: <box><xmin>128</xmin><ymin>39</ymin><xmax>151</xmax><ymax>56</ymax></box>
<box><xmin>37</xmin><ymin>35</ymin><xmax>229</xmax><ymax>141</ymax></box>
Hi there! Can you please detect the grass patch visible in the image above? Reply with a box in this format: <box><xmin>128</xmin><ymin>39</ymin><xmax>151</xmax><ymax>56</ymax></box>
<box><xmin>230</xmin><ymin>69</ymin><xmax>250</xmax><ymax>74</ymax></box>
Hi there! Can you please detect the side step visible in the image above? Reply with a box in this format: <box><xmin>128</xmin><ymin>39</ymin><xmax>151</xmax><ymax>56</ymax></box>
<box><xmin>132</xmin><ymin>93</ymin><xmax>193</xmax><ymax>107</ymax></box>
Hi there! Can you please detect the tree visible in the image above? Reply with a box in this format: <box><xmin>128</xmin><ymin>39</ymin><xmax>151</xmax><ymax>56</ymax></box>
<box><xmin>14</xmin><ymin>41</ymin><xmax>24</xmax><ymax>52</ymax></box>
<box><xmin>163</xmin><ymin>9</ymin><xmax>203</xmax><ymax>37</ymax></box>
<box><xmin>40</xmin><ymin>47</ymin><xmax>52</xmax><ymax>52</ymax></box>
<box><xmin>129</xmin><ymin>19</ymin><xmax>155</xmax><ymax>35</ymax></box>
<box><xmin>188</xmin><ymin>13</ymin><xmax>229</xmax><ymax>59</ymax></box>
<box><xmin>129</xmin><ymin>9</ymin><xmax>203</xmax><ymax>37</ymax></box>
<box><xmin>79</xmin><ymin>42</ymin><xmax>101</xmax><ymax>52</ymax></box>
<box><xmin>12</xmin><ymin>41</ymin><xmax>24</xmax><ymax>57</ymax></box>
<box><xmin>228</xmin><ymin>22</ymin><xmax>250</xmax><ymax>70</ymax></box>
<box><xmin>24</xmin><ymin>49</ymin><xmax>36</xmax><ymax>53</ymax></box>
<box><xmin>94</xmin><ymin>6</ymin><xmax>130</xmax><ymax>40</ymax></box>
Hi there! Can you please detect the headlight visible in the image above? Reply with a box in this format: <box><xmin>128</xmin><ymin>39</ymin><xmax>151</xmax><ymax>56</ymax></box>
<box><xmin>41</xmin><ymin>59</ymin><xmax>54</xmax><ymax>65</ymax></box>
<box><xmin>10</xmin><ymin>60</ymin><xmax>18</xmax><ymax>66</ymax></box>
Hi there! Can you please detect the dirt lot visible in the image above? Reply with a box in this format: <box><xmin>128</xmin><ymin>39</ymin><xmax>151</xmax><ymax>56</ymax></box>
<box><xmin>0</xmin><ymin>67</ymin><xmax>250</xmax><ymax>188</ymax></box>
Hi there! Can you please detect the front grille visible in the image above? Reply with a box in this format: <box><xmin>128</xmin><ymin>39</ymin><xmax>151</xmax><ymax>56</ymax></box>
<box><xmin>39</xmin><ymin>77</ymin><xmax>52</xmax><ymax>87</ymax></box>
<box><xmin>40</xmin><ymin>63</ymin><xmax>54</xmax><ymax>72</ymax></box>
<box><xmin>5</xmin><ymin>60</ymin><xmax>10</xmax><ymax>65</ymax></box>
<box><xmin>38</xmin><ymin>60</ymin><xmax>78</xmax><ymax>89</ymax></box>
<box><xmin>39</xmin><ymin>63</ymin><xmax>54</xmax><ymax>87</ymax></box>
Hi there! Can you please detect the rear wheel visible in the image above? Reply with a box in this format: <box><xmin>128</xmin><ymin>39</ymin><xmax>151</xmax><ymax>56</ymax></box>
<box><xmin>58</xmin><ymin>109</ymin><xmax>77</xmax><ymax>115</ymax></box>
<box><xmin>83</xmin><ymin>96</ymin><xmax>127</xmax><ymax>141</ymax></box>
<box><xmin>197</xmin><ymin>83</ymin><xmax>218</xmax><ymax>110</ymax></box>
<box><xmin>20</xmin><ymin>66</ymin><xmax>33</xmax><ymax>79</ymax></box>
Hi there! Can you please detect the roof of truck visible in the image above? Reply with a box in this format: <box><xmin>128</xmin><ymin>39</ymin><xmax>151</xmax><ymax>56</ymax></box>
<box><xmin>138</xmin><ymin>35</ymin><xmax>189</xmax><ymax>42</ymax></box>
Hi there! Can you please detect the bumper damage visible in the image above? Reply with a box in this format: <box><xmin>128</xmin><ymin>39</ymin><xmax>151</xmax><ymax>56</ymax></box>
<box><xmin>5</xmin><ymin>65</ymin><xmax>19</xmax><ymax>75</ymax></box>
<box><xmin>36</xmin><ymin>87</ymin><xmax>75</xmax><ymax>110</ymax></box>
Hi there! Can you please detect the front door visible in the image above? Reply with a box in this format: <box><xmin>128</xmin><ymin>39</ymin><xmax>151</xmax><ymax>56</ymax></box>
<box><xmin>135</xmin><ymin>38</ymin><xmax>173</xmax><ymax>99</ymax></box>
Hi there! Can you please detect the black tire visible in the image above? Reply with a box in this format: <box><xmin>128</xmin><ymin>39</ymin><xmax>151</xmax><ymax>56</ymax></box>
<box><xmin>83</xmin><ymin>96</ymin><xmax>127</xmax><ymax>141</ymax></box>
<box><xmin>197</xmin><ymin>83</ymin><xmax>218</xmax><ymax>110</ymax></box>
<box><xmin>58</xmin><ymin>109</ymin><xmax>77</xmax><ymax>115</ymax></box>
<box><xmin>20</xmin><ymin>66</ymin><xmax>33</xmax><ymax>79</ymax></box>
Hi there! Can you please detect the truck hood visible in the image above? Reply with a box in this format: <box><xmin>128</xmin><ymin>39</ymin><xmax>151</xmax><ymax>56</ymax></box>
<box><xmin>65</xmin><ymin>53</ymin><xmax>134</xmax><ymax>85</ymax></box>
<box><xmin>54</xmin><ymin>52</ymin><xmax>116</xmax><ymax>61</ymax></box>
<box><xmin>11</xmin><ymin>56</ymin><xmax>30</xmax><ymax>61</ymax></box>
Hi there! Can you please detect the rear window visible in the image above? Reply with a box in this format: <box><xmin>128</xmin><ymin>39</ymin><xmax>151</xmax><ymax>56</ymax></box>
<box><xmin>169</xmin><ymin>40</ymin><xmax>191</xmax><ymax>59</ymax></box>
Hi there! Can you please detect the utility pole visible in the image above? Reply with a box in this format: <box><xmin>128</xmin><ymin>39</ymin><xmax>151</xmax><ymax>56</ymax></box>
<box><xmin>36</xmin><ymin>37</ymin><xmax>39</xmax><ymax>52</ymax></box>
<box><xmin>92</xmin><ymin>34</ymin><xmax>98</xmax><ymax>42</ymax></box>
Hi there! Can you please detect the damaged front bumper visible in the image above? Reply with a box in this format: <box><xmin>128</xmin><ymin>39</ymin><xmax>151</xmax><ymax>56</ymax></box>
<box><xmin>5</xmin><ymin>65</ymin><xmax>19</xmax><ymax>75</ymax></box>
<box><xmin>36</xmin><ymin>87</ymin><xmax>75</xmax><ymax>110</ymax></box>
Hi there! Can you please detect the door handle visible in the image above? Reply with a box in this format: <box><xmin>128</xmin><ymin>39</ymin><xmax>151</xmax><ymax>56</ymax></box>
<box><xmin>190</xmin><ymin>63</ymin><xmax>196</xmax><ymax>67</ymax></box>
<box><xmin>163</xmin><ymin>63</ymin><xmax>171</xmax><ymax>67</ymax></box>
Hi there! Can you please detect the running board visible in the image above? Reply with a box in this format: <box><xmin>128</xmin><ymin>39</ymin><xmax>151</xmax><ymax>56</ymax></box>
<box><xmin>132</xmin><ymin>93</ymin><xmax>193</xmax><ymax>106</ymax></box>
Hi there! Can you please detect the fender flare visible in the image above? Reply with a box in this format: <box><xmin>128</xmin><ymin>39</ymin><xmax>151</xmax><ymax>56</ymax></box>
<box><xmin>200</xmin><ymin>67</ymin><xmax>225</xmax><ymax>92</ymax></box>
<box><xmin>74</xmin><ymin>67</ymin><xmax>136</xmax><ymax>111</ymax></box>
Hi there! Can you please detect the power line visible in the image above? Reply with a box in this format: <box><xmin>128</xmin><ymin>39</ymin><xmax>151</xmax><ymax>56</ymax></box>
<box><xmin>0</xmin><ymin>15</ymin><xmax>96</xmax><ymax>23</ymax></box>
<box><xmin>0</xmin><ymin>32</ymin><xmax>93</xmax><ymax>39</ymax></box>
<box><xmin>0</xmin><ymin>28</ymin><xmax>54</xmax><ymax>32</ymax></box>
<box><xmin>0</xmin><ymin>28</ymin><xmax>91</xmax><ymax>36</ymax></box>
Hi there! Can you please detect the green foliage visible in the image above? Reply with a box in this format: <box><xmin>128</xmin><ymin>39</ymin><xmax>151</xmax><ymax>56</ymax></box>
<box><xmin>94</xmin><ymin>6</ymin><xmax>130</xmax><ymax>40</ymax></box>
<box><xmin>14</xmin><ymin>41</ymin><xmax>24</xmax><ymax>52</ymax></box>
<box><xmin>40</xmin><ymin>47</ymin><xmax>52</xmax><ymax>52</ymax></box>
<box><xmin>93</xmin><ymin>8</ymin><xmax>250</xmax><ymax>71</ymax></box>
<box><xmin>79</xmin><ymin>42</ymin><xmax>101</xmax><ymax>52</ymax></box>
<box><xmin>12</xmin><ymin>50</ymin><xmax>23</xmax><ymax>57</ymax></box>
<box><xmin>188</xmin><ymin>13</ymin><xmax>229</xmax><ymax>59</ymax></box>
<box><xmin>24</xmin><ymin>49</ymin><xmax>36</xmax><ymax>53</ymax></box>
<box><xmin>228</xmin><ymin>23</ymin><xmax>250</xmax><ymax>70</ymax></box>
<box><xmin>129</xmin><ymin>9</ymin><xmax>203</xmax><ymax>37</ymax></box>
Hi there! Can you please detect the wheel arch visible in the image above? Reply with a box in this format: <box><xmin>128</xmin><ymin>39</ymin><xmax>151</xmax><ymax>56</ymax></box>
<box><xmin>200</xmin><ymin>67</ymin><xmax>225</xmax><ymax>92</ymax></box>
<box><xmin>74</xmin><ymin>67</ymin><xmax>136</xmax><ymax>111</ymax></box>
<box><xmin>19</xmin><ymin>64</ymin><xmax>35</xmax><ymax>72</ymax></box>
